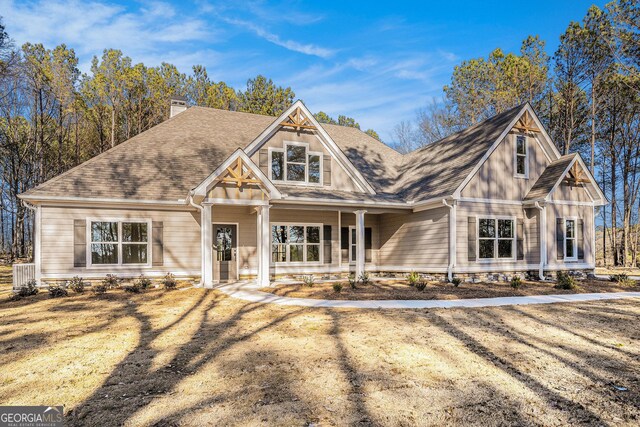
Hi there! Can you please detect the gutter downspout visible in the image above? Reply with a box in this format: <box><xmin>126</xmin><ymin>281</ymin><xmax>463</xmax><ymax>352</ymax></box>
<box><xmin>534</xmin><ymin>201</ymin><xmax>546</xmax><ymax>280</ymax></box>
<box><xmin>188</xmin><ymin>192</ymin><xmax>204</xmax><ymax>286</ymax></box>
<box><xmin>442</xmin><ymin>199</ymin><xmax>457</xmax><ymax>282</ymax></box>
<box><xmin>23</xmin><ymin>201</ymin><xmax>41</xmax><ymax>285</ymax></box>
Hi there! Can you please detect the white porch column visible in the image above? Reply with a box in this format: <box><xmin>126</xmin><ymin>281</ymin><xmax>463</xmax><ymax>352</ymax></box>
<box><xmin>202</xmin><ymin>203</ymin><xmax>213</xmax><ymax>288</ymax></box>
<box><xmin>34</xmin><ymin>205</ymin><xmax>41</xmax><ymax>284</ymax></box>
<box><xmin>443</xmin><ymin>199</ymin><xmax>457</xmax><ymax>282</ymax></box>
<box><xmin>355</xmin><ymin>210</ymin><xmax>366</xmax><ymax>280</ymax></box>
<box><xmin>256</xmin><ymin>205</ymin><xmax>271</xmax><ymax>286</ymax></box>
<box><xmin>537</xmin><ymin>202</ymin><xmax>547</xmax><ymax>280</ymax></box>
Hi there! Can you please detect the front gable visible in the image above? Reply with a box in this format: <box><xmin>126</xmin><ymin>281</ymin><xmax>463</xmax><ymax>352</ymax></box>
<box><xmin>244</xmin><ymin>101</ymin><xmax>376</xmax><ymax>195</ymax></box>
<box><xmin>459</xmin><ymin>104</ymin><xmax>561</xmax><ymax>201</ymax></box>
<box><xmin>191</xmin><ymin>149</ymin><xmax>281</xmax><ymax>202</ymax></box>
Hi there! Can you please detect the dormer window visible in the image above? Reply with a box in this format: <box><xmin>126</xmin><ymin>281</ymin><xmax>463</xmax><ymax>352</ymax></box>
<box><xmin>515</xmin><ymin>135</ymin><xmax>528</xmax><ymax>178</ymax></box>
<box><xmin>270</xmin><ymin>142</ymin><xmax>322</xmax><ymax>185</ymax></box>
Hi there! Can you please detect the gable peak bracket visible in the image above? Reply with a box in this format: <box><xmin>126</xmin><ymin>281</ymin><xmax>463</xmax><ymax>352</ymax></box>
<box><xmin>513</xmin><ymin>110</ymin><xmax>541</xmax><ymax>134</ymax></box>
<box><xmin>280</xmin><ymin>106</ymin><xmax>317</xmax><ymax>131</ymax></box>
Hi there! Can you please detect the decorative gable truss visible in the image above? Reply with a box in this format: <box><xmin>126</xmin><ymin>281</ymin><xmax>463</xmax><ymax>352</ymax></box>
<box><xmin>280</xmin><ymin>106</ymin><xmax>317</xmax><ymax>131</ymax></box>
<box><xmin>191</xmin><ymin>149</ymin><xmax>281</xmax><ymax>201</ymax></box>
<box><xmin>513</xmin><ymin>110</ymin><xmax>541</xmax><ymax>134</ymax></box>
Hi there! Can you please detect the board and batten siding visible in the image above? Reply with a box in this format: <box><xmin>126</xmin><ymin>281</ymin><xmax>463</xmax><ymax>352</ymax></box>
<box><xmin>549</xmin><ymin>181</ymin><xmax>593</xmax><ymax>202</ymax></box>
<box><xmin>40</xmin><ymin>206</ymin><xmax>201</xmax><ymax>279</ymax></box>
<box><xmin>456</xmin><ymin>202</ymin><xmax>540</xmax><ymax>269</ymax></box>
<box><xmin>378</xmin><ymin>207</ymin><xmax>449</xmax><ymax>268</ymax></box>
<box><xmin>461</xmin><ymin>133</ymin><xmax>549</xmax><ymax>200</ymax></box>
<box><xmin>249</xmin><ymin>127</ymin><xmax>361</xmax><ymax>192</ymax></box>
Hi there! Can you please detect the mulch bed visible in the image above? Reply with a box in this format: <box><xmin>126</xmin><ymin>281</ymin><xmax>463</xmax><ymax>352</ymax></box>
<box><xmin>260</xmin><ymin>278</ymin><xmax>640</xmax><ymax>301</ymax></box>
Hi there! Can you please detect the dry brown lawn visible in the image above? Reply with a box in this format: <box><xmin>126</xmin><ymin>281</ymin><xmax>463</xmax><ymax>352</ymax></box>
<box><xmin>262</xmin><ymin>278</ymin><xmax>640</xmax><ymax>301</ymax></box>
<box><xmin>0</xmin><ymin>274</ymin><xmax>639</xmax><ymax>426</ymax></box>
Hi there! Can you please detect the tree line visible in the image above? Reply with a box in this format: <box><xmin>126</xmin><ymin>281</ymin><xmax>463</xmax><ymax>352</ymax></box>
<box><xmin>0</xmin><ymin>18</ymin><xmax>378</xmax><ymax>260</ymax></box>
<box><xmin>395</xmin><ymin>0</ymin><xmax>639</xmax><ymax>268</ymax></box>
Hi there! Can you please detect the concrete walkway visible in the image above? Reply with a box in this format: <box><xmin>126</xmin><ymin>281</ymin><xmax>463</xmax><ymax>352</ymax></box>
<box><xmin>215</xmin><ymin>281</ymin><xmax>640</xmax><ymax>310</ymax></box>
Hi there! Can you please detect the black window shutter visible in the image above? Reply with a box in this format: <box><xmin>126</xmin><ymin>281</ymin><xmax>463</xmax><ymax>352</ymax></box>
<box><xmin>365</xmin><ymin>227</ymin><xmax>372</xmax><ymax>263</ymax></box>
<box><xmin>152</xmin><ymin>221</ymin><xmax>164</xmax><ymax>266</ymax></box>
<box><xmin>577</xmin><ymin>219</ymin><xmax>584</xmax><ymax>260</ymax></box>
<box><xmin>468</xmin><ymin>217</ymin><xmax>476</xmax><ymax>261</ymax></box>
<box><xmin>517</xmin><ymin>218</ymin><xmax>524</xmax><ymax>260</ymax></box>
<box><xmin>323</xmin><ymin>225</ymin><xmax>332</xmax><ymax>264</ymax></box>
<box><xmin>556</xmin><ymin>218</ymin><xmax>564</xmax><ymax>260</ymax></box>
<box><xmin>74</xmin><ymin>219</ymin><xmax>86</xmax><ymax>267</ymax></box>
<box><xmin>340</xmin><ymin>227</ymin><xmax>349</xmax><ymax>261</ymax></box>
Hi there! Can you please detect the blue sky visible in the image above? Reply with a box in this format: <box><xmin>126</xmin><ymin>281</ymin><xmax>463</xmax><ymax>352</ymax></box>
<box><xmin>0</xmin><ymin>0</ymin><xmax>605</xmax><ymax>142</ymax></box>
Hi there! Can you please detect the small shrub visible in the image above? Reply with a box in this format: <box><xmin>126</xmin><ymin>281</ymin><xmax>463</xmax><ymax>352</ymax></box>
<box><xmin>68</xmin><ymin>276</ymin><xmax>87</xmax><ymax>294</ymax></box>
<box><xmin>407</xmin><ymin>271</ymin><xmax>420</xmax><ymax>287</ymax></box>
<box><xmin>102</xmin><ymin>274</ymin><xmax>121</xmax><ymax>289</ymax></box>
<box><xmin>348</xmin><ymin>274</ymin><xmax>357</xmax><ymax>289</ymax></box>
<box><xmin>451</xmin><ymin>278</ymin><xmax>462</xmax><ymax>287</ymax></box>
<box><xmin>302</xmin><ymin>275</ymin><xmax>315</xmax><ymax>287</ymax></box>
<box><xmin>92</xmin><ymin>284</ymin><xmax>108</xmax><ymax>295</ymax></box>
<box><xmin>48</xmin><ymin>284</ymin><xmax>68</xmax><ymax>298</ymax></box>
<box><xmin>332</xmin><ymin>283</ymin><xmax>343</xmax><ymax>293</ymax></box>
<box><xmin>16</xmin><ymin>280</ymin><xmax>39</xmax><ymax>298</ymax></box>
<box><xmin>162</xmin><ymin>273</ymin><xmax>177</xmax><ymax>290</ymax></box>
<box><xmin>123</xmin><ymin>282</ymin><xmax>142</xmax><ymax>293</ymax></box>
<box><xmin>609</xmin><ymin>273</ymin><xmax>633</xmax><ymax>286</ymax></box>
<box><xmin>135</xmin><ymin>274</ymin><xmax>152</xmax><ymax>290</ymax></box>
<box><xmin>358</xmin><ymin>272</ymin><xmax>370</xmax><ymax>285</ymax></box>
<box><xmin>415</xmin><ymin>281</ymin><xmax>427</xmax><ymax>291</ymax></box>
<box><xmin>555</xmin><ymin>271</ymin><xmax>577</xmax><ymax>290</ymax></box>
<box><xmin>510</xmin><ymin>276</ymin><xmax>523</xmax><ymax>289</ymax></box>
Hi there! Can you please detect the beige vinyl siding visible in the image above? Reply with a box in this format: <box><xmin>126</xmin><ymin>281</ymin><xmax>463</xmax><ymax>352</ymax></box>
<box><xmin>40</xmin><ymin>206</ymin><xmax>201</xmax><ymax>279</ymax></box>
<box><xmin>378</xmin><ymin>207</ymin><xmax>449</xmax><ymax>268</ymax></box>
<box><xmin>545</xmin><ymin>204</ymin><xmax>594</xmax><ymax>266</ymax></box>
<box><xmin>339</xmin><ymin>212</ymin><xmax>380</xmax><ymax>265</ymax></box>
<box><xmin>549</xmin><ymin>182</ymin><xmax>593</xmax><ymax>202</ymax></box>
<box><xmin>211</xmin><ymin>206</ymin><xmax>258</xmax><ymax>274</ymax></box>
<box><xmin>249</xmin><ymin>127</ymin><xmax>361</xmax><ymax>192</ymax></box>
<box><xmin>456</xmin><ymin>202</ymin><xmax>540</xmax><ymax>268</ymax></box>
<box><xmin>462</xmin><ymin>133</ymin><xmax>549</xmax><ymax>200</ymax></box>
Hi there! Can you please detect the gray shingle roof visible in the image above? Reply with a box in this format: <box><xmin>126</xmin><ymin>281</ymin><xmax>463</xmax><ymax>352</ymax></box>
<box><xmin>22</xmin><ymin>103</ymin><xmax>529</xmax><ymax>205</ymax></box>
<box><xmin>524</xmin><ymin>154</ymin><xmax>577</xmax><ymax>201</ymax></box>
<box><xmin>393</xmin><ymin>104</ymin><xmax>525</xmax><ymax>202</ymax></box>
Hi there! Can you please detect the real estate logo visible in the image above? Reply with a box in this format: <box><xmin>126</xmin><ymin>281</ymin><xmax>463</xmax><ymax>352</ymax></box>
<box><xmin>0</xmin><ymin>406</ymin><xmax>63</xmax><ymax>427</ymax></box>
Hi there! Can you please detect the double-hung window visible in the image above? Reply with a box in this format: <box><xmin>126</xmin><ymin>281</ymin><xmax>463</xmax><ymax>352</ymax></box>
<box><xmin>515</xmin><ymin>135</ymin><xmax>528</xmax><ymax>177</ymax></box>
<box><xmin>478</xmin><ymin>218</ymin><xmax>515</xmax><ymax>260</ymax></box>
<box><xmin>271</xmin><ymin>224</ymin><xmax>321</xmax><ymax>263</ymax></box>
<box><xmin>564</xmin><ymin>219</ymin><xmax>577</xmax><ymax>261</ymax></box>
<box><xmin>90</xmin><ymin>220</ymin><xmax>149</xmax><ymax>265</ymax></box>
<box><xmin>270</xmin><ymin>143</ymin><xmax>322</xmax><ymax>184</ymax></box>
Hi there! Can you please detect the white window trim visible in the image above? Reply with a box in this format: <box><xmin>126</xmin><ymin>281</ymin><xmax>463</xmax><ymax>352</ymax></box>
<box><xmin>268</xmin><ymin>141</ymin><xmax>323</xmax><ymax>186</ymax></box>
<box><xmin>477</xmin><ymin>216</ymin><xmax>517</xmax><ymax>262</ymax></box>
<box><xmin>564</xmin><ymin>217</ymin><xmax>578</xmax><ymax>261</ymax></box>
<box><xmin>86</xmin><ymin>218</ymin><xmax>152</xmax><ymax>268</ymax></box>
<box><xmin>514</xmin><ymin>134</ymin><xmax>529</xmax><ymax>179</ymax></box>
<box><xmin>271</xmin><ymin>222</ymin><xmax>323</xmax><ymax>265</ymax></box>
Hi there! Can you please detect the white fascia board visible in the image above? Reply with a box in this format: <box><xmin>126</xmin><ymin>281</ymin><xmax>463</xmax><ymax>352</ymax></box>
<box><xmin>18</xmin><ymin>194</ymin><xmax>189</xmax><ymax>207</ymax></box>
<box><xmin>272</xmin><ymin>196</ymin><xmax>411</xmax><ymax>210</ymax></box>
<box><xmin>545</xmin><ymin>154</ymin><xmax>606</xmax><ymax>205</ymax></box>
<box><xmin>524</xmin><ymin>103</ymin><xmax>562</xmax><ymax>160</ymax></box>
<box><xmin>243</xmin><ymin>100</ymin><xmax>377</xmax><ymax>195</ymax></box>
<box><xmin>191</xmin><ymin>148</ymin><xmax>281</xmax><ymax>199</ymax></box>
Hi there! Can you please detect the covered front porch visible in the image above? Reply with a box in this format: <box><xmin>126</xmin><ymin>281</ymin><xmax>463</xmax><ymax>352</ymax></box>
<box><xmin>197</xmin><ymin>203</ymin><xmax>388</xmax><ymax>287</ymax></box>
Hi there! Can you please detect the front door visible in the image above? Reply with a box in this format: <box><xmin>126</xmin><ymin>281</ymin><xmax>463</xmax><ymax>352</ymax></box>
<box><xmin>213</xmin><ymin>224</ymin><xmax>237</xmax><ymax>282</ymax></box>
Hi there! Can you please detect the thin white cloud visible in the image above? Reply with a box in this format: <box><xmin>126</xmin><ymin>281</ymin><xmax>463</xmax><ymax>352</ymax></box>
<box><xmin>223</xmin><ymin>18</ymin><xmax>334</xmax><ymax>59</ymax></box>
